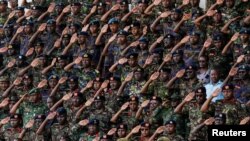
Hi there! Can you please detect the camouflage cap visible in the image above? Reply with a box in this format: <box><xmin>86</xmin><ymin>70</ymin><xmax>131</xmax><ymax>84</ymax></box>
<box><xmin>29</xmin><ymin>88</ymin><xmax>40</xmax><ymax>95</ymax></box>
<box><xmin>150</xmin><ymin>96</ymin><xmax>162</xmax><ymax>103</ymax></box>
<box><xmin>165</xmin><ymin>120</ymin><xmax>176</xmax><ymax>125</ymax></box>
<box><xmin>117</xmin><ymin>124</ymin><xmax>128</xmax><ymax>130</ymax></box>
<box><xmin>57</xmin><ymin>107</ymin><xmax>67</xmax><ymax>116</ymax></box>
<box><xmin>10</xmin><ymin>114</ymin><xmax>22</xmax><ymax>120</ymax></box>
<box><xmin>0</xmin><ymin>75</ymin><xmax>9</xmax><ymax>82</ymax></box>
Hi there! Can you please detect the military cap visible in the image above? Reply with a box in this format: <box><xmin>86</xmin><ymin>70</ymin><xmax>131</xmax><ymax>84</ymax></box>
<box><xmin>89</xmin><ymin>20</ymin><xmax>100</xmax><ymax>26</ymax></box>
<box><xmin>94</xmin><ymin>77</ymin><xmax>103</xmax><ymax>82</ymax></box>
<box><xmin>49</xmin><ymin>75</ymin><xmax>59</xmax><ymax>80</ymax></box>
<box><xmin>35</xmin><ymin>114</ymin><xmax>46</xmax><ymax>120</ymax></box>
<box><xmin>15</xmin><ymin>6</ymin><xmax>24</xmax><ymax>11</ymax></box>
<box><xmin>138</xmin><ymin>0</ymin><xmax>149</xmax><ymax>4</ymax></box>
<box><xmin>117</xmin><ymin>124</ymin><xmax>128</xmax><ymax>130</ymax></box>
<box><xmin>212</xmin><ymin>33</ymin><xmax>223</xmax><ymax>41</ymax></box>
<box><xmin>126</xmin><ymin>52</ymin><xmax>138</xmax><ymax>59</ymax></box>
<box><xmin>165</xmin><ymin>34</ymin><xmax>175</xmax><ymax>39</ymax></box>
<box><xmin>110</xmin><ymin>76</ymin><xmax>121</xmax><ymax>82</ymax></box>
<box><xmin>17</xmin><ymin>55</ymin><xmax>26</xmax><ymax>60</ymax></box>
<box><xmin>117</xmin><ymin>30</ymin><xmax>129</xmax><ymax>36</ymax></box>
<box><xmin>129</xmin><ymin>96</ymin><xmax>139</xmax><ymax>102</ymax></box>
<box><xmin>0</xmin><ymin>0</ymin><xmax>7</xmax><ymax>4</ymax></box>
<box><xmin>78</xmin><ymin>31</ymin><xmax>89</xmax><ymax>36</ymax></box>
<box><xmin>150</xmin><ymin>96</ymin><xmax>162</xmax><ymax>103</ymax></box>
<box><xmin>29</xmin><ymin>88</ymin><xmax>40</xmax><ymax>95</ymax></box>
<box><xmin>159</xmin><ymin>68</ymin><xmax>171</xmax><ymax>73</ymax></box>
<box><xmin>222</xmin><ymin>84</ymin><xmax>234</xmax><ymax>90</ymax></box>
<box><xmin>55</xmin><ymin>2</ymin><xmax>65</xmax><ymax>7</ymax></box>
<box><xmin>0</xmin><ymin>75</ymin><xmax>9</xmax><ymax>82</ymax></box>
<box><xmin>239</xmin><ymin>28</ymin><xmax>250</xmax><ymax>35</ymax></box>
<box><xmin>170</xmin><ymin>94</ymin><xmax>181</xmax><ymax>101</ymax></box>
<box><xmin>57</xmin><ymin>107</ymin><xmax>67</xmax><ymax>115</ymax></box>
<box><xmin>141</xmin><ymin>122</ymin><xmax>150</xmax><ymax>127</ymax></box>
<box><xmin>172</xmin><ymin>8</ymin><xmax>182</xmax><ymax>14</ymax></box>
<box><xmin>68</xmin><ymin>23</ymin><xmax>81</xmax><ymax>29</ymax></box>
<box><xmin>34</xmin><ymin>41</ymin><xmax>44</xmax><ymax>47</ymax></box>
<box><xmin>23</xmin><ymin>73</ymin><xmax>33</xmax><ymax>79</ymax></box>
<box><xmin>238</xmin><ymin>65</ymin><xmax>249</xmax><ymax>71</ymax></box>
<box><xmin>165</xmin><ymin>120</ymin><xmax>176</xmax><ymax>125</ymax></box>
<box><xmin>100</xmin><ymin>134</ymin><xmax>112</xmax><ymax>139</ymax></box>
<box><xmin>186</xmin><ymin>64</ymin><xmax>197</xmax><ymax>70</ymax></box>
<box><xmin>108</xmin><ymin>18</ymin><xmax>119</xmax><ymax>24</ymax></box>
<box><xmin>119</xmin><ymin>0</ymin><xmax>128</xmax><ymax>5</ymax></box>
<box><xmin>69</xmin><ymin>76</ymin><xmax>78</xmax><ymax>83</ymax></box>
<box><xmin>135</xmin><ymin>67</ymin><xmax>144</xmax><ymax>73</ymax></box>
<box><xmin>88</xmin><ymin>119</ymin><xmax>99</xmax><ymax>125</ymax></box>
<box><xmin>97</xmin><ymin>2</ymin><xmax>106</xmax><ymax>7</ymax></box>
<box><xmin>24</xmin><ymin>20</ymin><xmax>34</xmax><ymax>26</ymax></box>
<box><xmin>71</xmin><ymin>2</ymin><xmax>81</xmax><ymax>6</ymax></box>
<box><xmin>244</xmin><ymin>50</ymin><xmax>250</xmax><ymax>55</ymax></box>
<box><xmin>192</xmin><ymin>9</ymin><xmax>202</xmax><ymax>16</ymax></box>
<box><xmin>47</xmin><ymin>19</ymin><xmax>56</xmax><ymax>25</ymax></box>
<box><xmin>214</xmin><ymin>113</ymin><xmax>226</xmax><ymax>119</ymax></box>
<box><xmin>10</xmin><ymin>114</ymin><xmax>22</xmax><ymax>120</ymax></box>
<box><xmin>157</xmin><ymin>137</ymin><xmax>170</xmax><ymax>141</ymax></box>
<box><xmin>188</xmin><ymin>30</ymin><xmax>200</xmax><ymax>36</ymax></box>
<box><xmin>82</xmin><ymin>53</ymin><xmax>92</xmax><ymax>59</ymax></box>
<box><xmin>95</xmin><ymin>96</ymin><xmax>105</xmax><ymax>101</ymax></box>
<box><xmin>131</xmin><ymin>21</ymin><xmax>140</xmax><ymax>28</ymax></box>
<box><xmin>4</xmin><ymin>24</ymin><xmax>13</xmax><ymax>29</ymax></box>
<box><xmin>172</xmin><ymin>50</ymin><xmax>183</xmax><ymax>56</ymax></box>
<box><xmin>139</xmin><ymin>37</ymin><xmax>149</xmax><ymax>43</ymax></box>
<box><xmin>195</xmin><ymin>86</ymin><xmax>206</xmax><ymax>94</ymax></box>
<box><xmin>152</xmin><ymin>48</ymin><xmax>164</xmax><ymax>57</ymax></box>
<box><xmin>72</xmin><ymin>92</ymin><xmax>84</xmax><ymax>99</ymax></box>
<box><xmin>31</xmin><ymin>5</ymin><xmax>43</xmax><ymax>10</ymax></box>
<box><xmin>62</xmin><ymin>34</ymin><xmax>71</xmax><ymax>39</ymax></box>
<box><xmin>57</xmin><ymin>55</ymin><xmax>68</xmax><ymax>60</ymax></box>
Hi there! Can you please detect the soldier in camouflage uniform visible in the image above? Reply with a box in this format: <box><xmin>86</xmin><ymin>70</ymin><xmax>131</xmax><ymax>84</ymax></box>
<box><xmin>79</xmin><ymin>119</ymin><xmax>103</xmax><ymax>141</ymax></box>
<box><xmin>2</xmin><ymin>114</ymin><xmax>23</xmax><ymax>141</ymax></box>
<box><xmin>157</xmin><ymin>120</ymin><xmax>184</xmax><ymax>141</ymax></box>
<box><xmin>131</xmin><ymin>122</ymin><xmax>152</xmax><ymax>141</ymax></box>
<box><xmin>0</xmin><ymin>75</ymin><xmax>10</xmax><ymax>101</ymax></box>
<box><xmin>0</xmin><ymin>0</ymin><xmax>9</xmax><ymax>26</ymax></box>
<box><xmin>50</xmin><ymin>107</ymin><xmax>73</xmax><ymax>141</ymax></box>
<box><xmin>88</xmin><ymin>96</ymin><xmax>114</xmax><ymax>133</ymax></box>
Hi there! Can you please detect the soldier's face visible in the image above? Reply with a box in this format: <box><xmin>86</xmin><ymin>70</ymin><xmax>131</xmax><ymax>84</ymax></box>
<box><xmin>35</xmin><ymin>119</ymin><xmax>43</xmax><ymax>127</ymax></box>
<box><xmin>195</xmin><ymin>93</ymin><xmax>205</xmax><ymax>104</ymax></box>
<box><xmin>240</xmin><ymin>34</ymin><xmax>249</xmax><ymax>43</ymax></box>
<box><xmin>138</xmin><ymin>3</ymin><xmax>147</xmax><ymax>13</ymax></box>
<box><xmin>222</xmin><ymin>89</ymin><xmax>233</xmax><ymax>100</ymax></box>
<box><xmin>46</xmin><ymin>25</ymin><xmax>55</xmax><ymax>33</ymax></box>
<box><xmin>213</xmin><ymin>13</ymin><xmax>222</xmax><ymax>22</ymax></box>
<box><xmin>38</xmin><ymin>57</ymin><xmax>46</xmax><ymax>67</ymax></box>
<box><xmin>153</xmin><ymin>54</ymin><xmax>161</xmax><ymax>64</ymax></box>
<box><xmin>213</xmin><ymin>41</ymin><xmax>223</xmax><ymax>49</ymax></box>
<box><xmin>62</xmin><ymin>38</ymin><xmax>70</xmax><ymax>46</ymax></box>
<box><xmin>162</xmin><ymin>0</ymin><xmax>171</xmax><ymax>7</ymax></box>
<box><xmin>149</xmin><ymin>100</ymin><xmax>159</xmax><ymax>110</ymax></box>
<box><xmin>215</xmin><ymin>118</ymin><xmax>224</xmax><ymax>125</ymax></box>
<box><xmin>0</xmin><ymin>81</ymin><xmax>9</xmax><ymax>90</ymax></box>
<box><xmin>97</xmin><ymin>6</ymin><xmax>105</xmax><ymax>15</ymax></box>
<box><xmin>128</xmin><ymin>58</ymin><xmax>137</xmax><ymax>67</ymax></box>
<box><xmin>171</xmin><ymin>100</ymin><xmax>179</xmax><ymax>107</ymax></box>
<box><xmin>69</xmin><ymin>26</ymin><xmax>77</xmax><ymax>35</ymax></box>
<box><xmin>55</xmin><ymin>6</ymin><xmax>63</xmax><ymax>14</ymax></box>
<box><xmin>93</xmin><ymin>81</ymin><xmax>101</xmax><ymax>90</ymax></box>
<box><xmin>109</xmin><ymin>24</ymin><xmax>119</xmax><ymax>33</ymax></box>
<box><xmin>117</xmin><ymin>35</ymin><xmax>126</xmax><ymax>44</ymax></box>
<box><xmin>94</xmin><ymin>100</ymin><xmax>103</xmax><ymax>108</ymax></box>
<box><xmin>82</xmin><ymin>58</ymin><xmax>91</xmax><ymax>68</ymax></box>
<box><xmin>24</xmin><ymin>77</ymin><xmax>32</xmax><ymax>86</ymax></box>
<box><xmin>189</xmin><ymin>35</ymin><xmax>199</xmax><ymax>45</ymax></box>
<box><xmin>117</xmin><ymin>128</ymin><xmax>126</xmax><ymax>137</ymax></box>
<box><xmin>88</xmin><ymin>125</ymin><xmax>97</xmax><ymax>135</ymax></box>
<box><xmin>29</xmin><ymin>94</ymin><xmax>38</xmax><ymax>103</ymax></box>
<box><xmin>0</xmin><ymin>4</ymin><xmax>7</xmax><ymax>11</ymax></box>
<box><xmin>140</xmin><ymin>126</ymin><xmax>150</xmax><ymax>137</ymax></box>
<box><xmin>57</xmin><ymin>115</ymin><xmax>66</xmax><ymax>124</ymax></box>
<box><xmin>68</xmin><ymin>81</ymin><xmax>77</xmax><ymax>90</ymax></box>
<box><xmin>47</xmin><ymin>97</ymin><xmax>54</xmax><ymax>108</ymax></box>
<box><xmin>4</xmin><ymin>28</ymin><xmax>12</xmax><ymax>36</ymax></box>
<box><xmin>71</xmin><ymin>5</ymin><xmax>80</xmax><ymax>14</ymax></box>
<box><xmin>57</xmin><ymin>60</ymin><xmax>66</xmax><ymax>68</ymax></box>
<box><xmin>49</xmin><ymin>78</ymin><xmax>58</xmax><ymax>88</ymax></box>
<box><xmin>35</xmin><ymin>46</ymin><xmax>43</xmax><ymax>54</ymax></box>
<box><xmin>210</xmin><ymin>70</ymin><xmax>219</xmax><ymax>83</ymax></box>
<box><xmin>129</xmin><ymin>101</ymin><xmax>138</xmax><ymax>111</ymax></box>
<box><xmin>110</xmin><ymin>80</ymin><xmax>118</xmax><ymax>90</ymax></box>
<box><xmin>173</xmin><ymin>54</ymin><xmax>181</xmax><ymax>63</ymax></box>
<box><xmin>71</xmin><ymin>96</ymin><xmax>81</xmax><ymax>106</ymax></box>
<box><xmin>139</xmin><ymin>42</ymin><xmax>147</xmax><ymax>50</ymax></box>
<box><xmin>31</xmin><ymin>10</ymin><xmax>40</xmax><ymax>18</ymax></box>
<box><xmin>78</xmin><ymin>35</ymin><xmax>87</xmax><ymax>44</ymax></box>
<box><xmin>165</xmin><ymin>124</ymin><xmax>175</xmax><ymax>134</ymax></box>
<box><xmin>159</xmin><ymin>72</ymin><xmax>169</xmax><ymax>81</ymax></box>
<box><xmin>186</xmin><ymin>69</ymin><xmax>195</xmax><ymax>79</ymax></box>
<box><xmin>171</xmin><ymin>12</ymin><xmax>180</xmax><ymax>21</ymax></box>
<box><xmin>190</xmin><ymin>0</ymin><xmax>200</xmax><ymax>6</ymax></box>
<box><xmin>120</xmin><ymin>4</ymin><xmax>128</xmax><ymax>12</ymax></box>
<box><xmin>24</xmin><ymin>25</ymin><xmax>32</xmax><ymax>34</ymax></box>
<box><xmin>10</xmin><ymin>119</ymin><xmax>19</xmax><ymax>127</ymax></box>
<box><xmin>131</xmin><ymin>27</ymin><xmax>139</xmax><ymax>36</ymax></box>
<box><xmin>9</xmin><ymin>0</ymin><xmax>18</xmax><ymax>8</ymax></box>
<box><xmin>198</xmin><ymin>57</ymin><xmax>207</xmax><ymax>68</ymax></box>
<box><xmin>15</xmin><ymin>10</ymin><xmax>24</xmax><ymax>17</ymax></box>
<box><xmin>238</xmin><ymin>69</ymin><xmax>247</xmax><ymax>79</ymax></box>
<box><xmin>225</xmin><ymin>0</ymin><xmax>234</xmax><ymax>7</ymax></box>
<box><xmin>90</xmin><ymin>25</ymin><xmax>98</xmax><ymax>33</ymax></box>
<box><xmin>134</xmin><ymin>72</ymin><xmax>143</xmax><ymax>81</ymax></box>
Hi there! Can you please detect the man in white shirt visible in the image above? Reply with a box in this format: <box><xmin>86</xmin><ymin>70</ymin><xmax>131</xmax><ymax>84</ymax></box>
<box><xmin>205</xmin><ymin>69</ymin><xmax>224</xmax><ymax>102</ymax></box>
